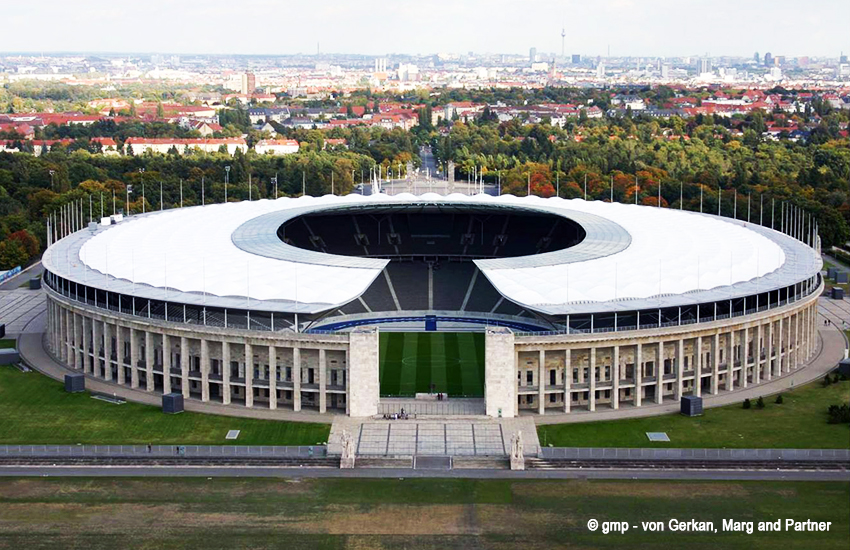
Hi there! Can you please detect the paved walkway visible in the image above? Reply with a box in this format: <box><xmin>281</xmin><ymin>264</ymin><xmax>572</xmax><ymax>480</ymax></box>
<box><xmin>0</xmin><ymin>288</ymin><xmax>46</xmax><ymax>336</ymax></box>
<box><xmin>0</xmin><ymin>261</ymin><xmax>42</xmax><ymax>292</ymax></box>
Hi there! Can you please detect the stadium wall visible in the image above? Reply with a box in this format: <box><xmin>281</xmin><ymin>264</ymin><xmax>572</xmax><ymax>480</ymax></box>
<box><xmin>44</xmin><ymin>277</ymin><xmax>821</xmax><ymax>420</ymax></box>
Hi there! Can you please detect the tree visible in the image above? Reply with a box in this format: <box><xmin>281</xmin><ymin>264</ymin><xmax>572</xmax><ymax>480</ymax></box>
<box><xmin>372</xmin><ymin>99</ymin><xmax>380</xmax><ymax>114</ymax></box>
<box><xmin>129</xmin><ymin>102</ymin><xmax>137</xmax><ymax>118</ymax></box>
<box><xmin>742</xmin><ymin>398</ymin><xmax>751</xmax><ymax>409</ymax></box>
<box><xmin>156</xmin><ymin>102</ymin><xmax>165</xmax><ymax>119</ymax></box>
<box><xmin>8</xmin><ymin>229</ymin><xmax>39</xmax><ymax>259</ymax></box>
<box><xmin>0</xmin><ymin>239</ymin><xmax>28</xmax><ymax>269</ymax></box>
<box><xmin>756</xmin><ymin>396</ymin><xmax>765</xmax><ymax>409</ymax></box>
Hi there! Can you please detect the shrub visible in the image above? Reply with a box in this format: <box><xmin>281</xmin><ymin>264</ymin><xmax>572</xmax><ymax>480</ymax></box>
<box><xmin>756</xmin><ymin>396</ymin><xmax>765</xmax><ymax>409</ymax></box>
<box><xmin>743</xmin><ymin>398</ymin><xmax>751</xmax><ymax>409</ymax></box>
<box><xmin>833</xmin><ymin>375</ymin><xmax>841</xmax><ymax>384</ymax></box>
<box><xmin>827</xmin><ymin>404</ymin><xmax>850</xmax><ymax>425</ymax></box>
<box><xmin>823</xmin><ymin>375</ymin><xmax>832</xmax><ymax>387</ymax></box>
<box><xmin>775</xmin><ymin>394</ymin><xmax>784</xmax><ymax>404</ymax></box>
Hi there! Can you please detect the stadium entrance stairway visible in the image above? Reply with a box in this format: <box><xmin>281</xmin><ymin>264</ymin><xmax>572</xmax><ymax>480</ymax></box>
<box><xmin>328</xmin><ymin>416</ymin><xmax>540</xmax><ymax>458</ymax></box>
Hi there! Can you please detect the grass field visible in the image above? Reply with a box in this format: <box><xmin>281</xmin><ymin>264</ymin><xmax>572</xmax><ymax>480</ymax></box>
<box><xmin>0</xmin><ymin>339</ymin><xmax>15</xmax><ymax>349</ymax></box>
<box><xmin>0</xmin><ymin>477</ymin><xmax>846</xmax><ymax>549</ymax></box>
<box><xmin>538</xmin><ymin>379</ymin><xmax>850</xmax><ymax>449</ymax></box>
<box><xmin>379</xmin><ymin>332</ymin><xmax>485</xmax><ymax>397</ymax></box>
<box><xmin>0</xmin><ymin>365</ymin><xmax>330</xmax><ymax>446</ymax></box>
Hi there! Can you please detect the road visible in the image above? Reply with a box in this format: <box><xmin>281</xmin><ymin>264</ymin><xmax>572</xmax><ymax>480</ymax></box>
<box><xmin>0</xmin><ymin>465</ymin><xmax>847</xmax><ymax>481</ymax></box>
<box><xmin>0</xmin><ymin>261</ymin><xmax>42</xmax><ymax>291</ymax></box>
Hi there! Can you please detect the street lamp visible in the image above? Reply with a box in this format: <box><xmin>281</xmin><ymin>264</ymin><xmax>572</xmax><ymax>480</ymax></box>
<box><xmin>224</xmin><ymin>166</ymin><xmax>231</xmax><ymax>202</ymax></box>
<box><xmin>49</xmin><ymin>169</ymin><xmax>55</xmax><ymax>190</ymax></box>
<box><xmin>138</xmin><ymin>168</ymin><xmax>145</xmax><ymax>214</ymax></box>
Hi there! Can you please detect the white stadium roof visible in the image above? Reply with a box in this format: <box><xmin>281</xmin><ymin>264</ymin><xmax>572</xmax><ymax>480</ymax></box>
<box><xmin>43</xmin><ymin>193</ymin><xmax>819</xmax><ymax>315</ymax></box>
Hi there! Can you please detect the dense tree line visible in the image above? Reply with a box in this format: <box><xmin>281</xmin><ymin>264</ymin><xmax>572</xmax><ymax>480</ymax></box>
<box><xmin>0</xmin><ymin>147</ymin><xmax>381</xmax><ymax>269</ymax></box>
<box><xmin>431</xmin><ymin>114</ymin><xmax>850</xmax><ymax>248</ymax></box>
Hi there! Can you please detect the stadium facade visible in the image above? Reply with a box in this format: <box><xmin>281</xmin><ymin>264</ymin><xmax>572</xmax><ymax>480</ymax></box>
<box><xmin>41</xmin><ymin>193</ymin><xmax>823</xmax><ymax>418</ymax></box>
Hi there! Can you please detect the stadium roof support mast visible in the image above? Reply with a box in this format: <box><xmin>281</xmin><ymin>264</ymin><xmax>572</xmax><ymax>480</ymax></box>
<box><xmin>225</xmin><ymin>165</ymin><xmax>230</xmax><ymax>202</ymax></box>
<box><xmin>201</xmin><ymin>176</ymin><xmax>205</xmax><ymax>206</ymax></box>
<box><xmin>699</xmin><ymin>184</ymin><xmax>703</xmax><ymax>213</ymax></box>
<box><xmin>584</xmin><ymin>174</ymin><xmax>587</xmax><ymax>201</ymax></box>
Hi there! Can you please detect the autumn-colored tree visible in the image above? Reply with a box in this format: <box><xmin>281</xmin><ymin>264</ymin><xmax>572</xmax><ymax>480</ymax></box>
<box><xmin>0</xmin><ymin>239</ymin><xmax>28</xmax><ymax>269</ymax></box>
<box><xmin>8</xmin><ymin>230</ymin><xmax>39</xmax><ymax>258</ymax></box>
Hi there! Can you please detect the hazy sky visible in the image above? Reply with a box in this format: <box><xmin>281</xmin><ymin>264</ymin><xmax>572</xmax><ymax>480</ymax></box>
<box><xmin>2</xmin><ymin>0</ymin><xmax>848</xmax><ymax>58</ymax></box>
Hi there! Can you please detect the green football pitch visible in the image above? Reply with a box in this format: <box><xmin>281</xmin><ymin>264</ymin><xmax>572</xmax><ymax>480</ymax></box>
<box><xmin>379</xmin><ymin>332</ymin><xmax>485</xmax><ymax>397</ymax></box>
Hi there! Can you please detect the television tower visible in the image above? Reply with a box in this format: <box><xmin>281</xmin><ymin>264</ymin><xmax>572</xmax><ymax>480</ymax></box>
<box><xmin>561</xmin><ymin>27</ymin><xmax>565</xmax><ymax>58</ymax></box>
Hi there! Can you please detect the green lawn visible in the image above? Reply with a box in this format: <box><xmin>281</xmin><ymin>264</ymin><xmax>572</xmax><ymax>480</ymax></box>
<box><xmin>0</xmin><ymin>477</ymin><xmax>846</xmax><ymax>549</ymax></box>
<box><xmin>379</xmin><ymin>332</ymin><xmax>485</xmax><ymax>397</ymax></box>
<box><xmin>0</xmin><ymin>366</ymin><xmax>329</xmax><ymax>446</ymax></box>
<box><xmin>0</xmin><ymin>339</ymin><xmax>16</xmax><ymax>349</ymax></box>
<box><xmin>538</xmin><ymin>379</ymin><xmax>850</xmax><ymax>449</ymax></box>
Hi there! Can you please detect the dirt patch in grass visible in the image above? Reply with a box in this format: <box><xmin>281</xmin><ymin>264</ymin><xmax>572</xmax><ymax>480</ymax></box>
<box><xmin>512</xmin><ymin>480</ymin><xmax>749</xmax><ymax>500</ymax></box>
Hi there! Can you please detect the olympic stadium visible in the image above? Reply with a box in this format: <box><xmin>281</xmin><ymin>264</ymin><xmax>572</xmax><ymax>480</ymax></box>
<box><xmin>41</xmin><ymin>193</ymin><xmax>823</xmax><ymax>418</ymax></box>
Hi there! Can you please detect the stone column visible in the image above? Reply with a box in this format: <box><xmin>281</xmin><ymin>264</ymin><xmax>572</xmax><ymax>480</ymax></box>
<box><xmin>59</xmin><ymin>307</ymin><xmax>68</xmax><ymax>363</ymax></box>
<box><xmin>200</xmin><ymin>339</ymin><xmax>210</xmax><ymax>402</ymax></box>
<box><xmin>676</xmin><ymin>338</ymin><xmax>684</xmax><ymax>399</ymax></box>
<box><xmin>244</xmin><ymin>342</ymin><xmax>253</xmax><ymax>407</ymax></box>
<box><xmin>349</xmin><ymin>328</ymin><xmax>381</xmax><ymax>417</ymax></box>
<box><xmin>656</xmin><ymin>341</ymin><xmax>663</xmax><ymax>404</ymax></box>
<box><xmin>222</xmin><ymin>341</ymin><xmax>231</xmax><ymax>404</ymax></box>
<box><xmin>145</xmin><ymin>330</ymin><xmax>154</xmax><ymax>391</ymax></box>
<box><xmin>753</xmin><ymin>324</ymin><xmax>761</xmax><ymax>385</ymax></box>
<box><xmin>181</xmin><ymin>336</ymin><xmax>190</xmax><ymax>399</ymax></box>
<box><xmin>94</xmin><ymin>319</ymin><xmax>104</xmax><ymax>378</ymax></box>
<box><xmin>71</xmin><ymin>313</ymin><xmax>79</xmax><ymax>370</ymax></box>
<box><xmin>116</xmin><ymin>324</ymin><xmax>124</xmax><ymax>385</ymax></box>
<box><xmin>268</xmin><ymin>345</ymin><xmax>277</xmax><ymax>410</ymax></box>
<box><xmin>695</xmin><ymin>336</ymin><xmax>702</xmax><ymax>397</ymax></box>
<box><xmin>785</xmin><ymin>314</ymin><xmax>792</xmax><ymax>373</ymax></box>
<box><xmin>634</xmin><ymin>343</ymin><xmax>642</xmax><ymax>407</ymax></box>
<box><xmin>764</xmin><ymin>319</ymin><xmax>773</xmax><ymax>382</ymax></box>
<box><xmin>162</xmin><ymin>334</ymin><xmax>171</xmax><ymax>394</ymax></box>
<box><xmin>102</xmin><ymin>321</ymin><xmax>112</xmax><ymax>380</ymax></box>
<box><xmin>537</xmin><ymin>350</ymin><xmax>545</xmax><ymax>415</ymax></box>
<box><xmin>726</xmin><ymin>330</ymin><xmax>735</xmax><ymax>391</ymax></box>
<box><xmin>711</xmin><ymin>332</ymin><xmax>720</xmax><ymax>394</ymax></box>
<box><xmin>741</xmin><ymin>327</ymin><xmax>748</xmax><ymax>388</ymax></box>
<box><xmin>777</xmin><ymin>317</ymin><xmax>784</xmax><ymax>375</ymax></box>
<box><xmin>130</xmin><ymin>328</ymin><xmax>140</xmax><ymax>389</ymax></box>
<box><xmin>484</xmin><ymin>327</ymin><xmax>516</xmax><ymax>418</ymax></box>
<box><xmin>589</xmin><ymin>347</ymin><xmax>596</xmax><ymax>412</ymax></box>
<box><xmin>292</xmin><ymin>347</ymin><xmax>302</xmax><ymax>411</ymax></box>
<box><xmin>564</xmin><ymin>349</ymin><xmax>571</xmax><ymax>413</ymax></box>
<box><xmin>319</xmin><ymin>348</ymin><xmax>327</xmax><ymax>413</ymax></box>
<box><xmin>80</xmin><ymin>315</ymin><xmax>88</xmax><ymax>372</ymax></box>
<box><xmin>612</xmin><ymin>345</ymin><xmax>620</xmax><ymax>410</ymax></box>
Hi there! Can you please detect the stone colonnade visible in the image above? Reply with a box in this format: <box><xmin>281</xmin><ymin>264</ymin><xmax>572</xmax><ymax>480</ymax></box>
<box><xmin>510</xmin><ymin>291</ymin><xmax>820</xmax><ymax>415</ymax></box>
<box><xmin>46</xmin><ymin>292</ymin><xmax>357</xmax><ymax>414</ymax></box>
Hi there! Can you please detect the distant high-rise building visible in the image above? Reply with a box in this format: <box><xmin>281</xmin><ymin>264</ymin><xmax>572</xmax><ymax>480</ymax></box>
<box><xmin>840</xmin><ymin>52</ymin><xmax>848</xmax><ymax>64</ymax></box>
<box><xmin>774</xmin><ymin>56</ymin><xmax>785</xmax><ymax>66</ymax></box>
<box><xmin>571</xmin><ymin>54</ymin><xmax>581</xmax><ymax>64</ymax></box>
<box><xmin>754</xmin><ymin>52</ymin><xmax>760</xmax><ymax>64</ymax></box>
<box><xmin>374</xmin><ymin>58</ymin><xmax>387</xmax><ymax>73</ymax></box>
<box><xmin>596</xmin><ymin>62</ymin><xmax>605</xmax><ymax>79</ymax></box>
<box><xmin>241</xmin><ymin>72</ymin><xmax>256</xmax><ymax>95</ymax></box>
<box><xmin>529</xmin><ymin>47</ymin><xmax>537</xmax><ymax>63</ymax></box>
<box><xmin>763</xmin><ymin>52</ymin><xmax>773</xmax><ymax>67</ymax></box>
<box><xmin>698</xmin><ymin>57</ymin><xmax>712</xmax><ymax>75</ymax></box>
<box><xmin>661</xmin><ymin>64</ymin><xmax>670</xmax><ymax>79</ymax></box>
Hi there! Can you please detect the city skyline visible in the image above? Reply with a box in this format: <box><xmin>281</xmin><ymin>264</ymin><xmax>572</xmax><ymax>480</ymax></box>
<box><xmin>2</xmin><ymin>0</ymin><xmax>848</xmax><ymax>58</ymax></box>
